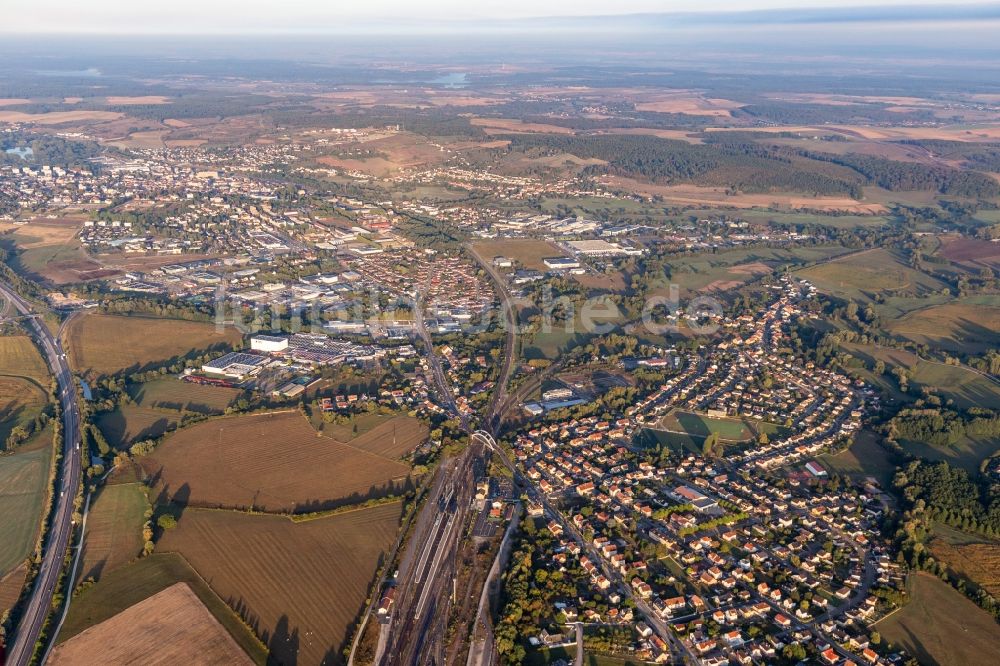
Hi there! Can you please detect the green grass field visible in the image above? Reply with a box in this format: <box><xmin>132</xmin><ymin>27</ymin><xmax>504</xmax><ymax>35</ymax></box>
<box><xmin>128</xmin><ymin>378</ymin><xmax>240</xmax><ymax>414</ymax></box>
<box><xmin>78</xmin><ymin>482</ymin><xmax>149</xmax><ymax>584</ymax></box>
<box><xmin>650</xmin><ymin>245</ymin><xmax>851</xmax><ymax>295</ymax></box>
<box><xmin>819</xmin><ymin>430</ymin><xmax>899</xmax><ymax>487</ymax></box>
<box><xmin>0</xmin><ymin>427</ymin><xmax>53</xmax><ymax>577</ymax></box>
<box><xmin>842</xmin><ymin>343</ymin><xmax>1000</xmax><ymax>410</ymax></box>
<box><xmin>797</xmin><ymin>248</ymin><xmax>946</xmax><ymax>302</ymax></box>
<box><xmin>0</xmin><ymin>376</ymin><xmax>48</xmax><ymax>446</ymax></box>
<box><xmin>60</xmin><ymin>552</ymin><xmax>266</xmax><ymax>664</ymax></box>
<box><xmin>877</xmin><ymin>573</ymin><xmax>1000</xmax><ymax>666</ymax></box>
<box><xmin>96</xmin><ymin>405</ymin><xmax>179</xmax><ymax>449</ymax></box>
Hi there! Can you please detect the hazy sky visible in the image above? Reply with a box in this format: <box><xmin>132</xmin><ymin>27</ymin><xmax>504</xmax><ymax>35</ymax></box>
<box><xmin>6</xmin><ymin>0</ymin><xmax>998</xmax><ymax>34</ymax></box>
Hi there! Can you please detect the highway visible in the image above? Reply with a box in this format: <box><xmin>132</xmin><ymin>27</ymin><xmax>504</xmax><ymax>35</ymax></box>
<box><xmin>1</xmin><ymin>281</ymin><xmax>82</xmax><ymax>666</ymax></box>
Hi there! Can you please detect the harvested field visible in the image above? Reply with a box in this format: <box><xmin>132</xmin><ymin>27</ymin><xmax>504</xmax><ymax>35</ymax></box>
<box><xmin>929</xmin><ymin>536</ymin><xmax>1000</xmax><ymax>598</ymax></box>
<box><xmin>885</xmin><ymin>300</ymin><xmax>1000</xmax><ymax>354</ymax></box>
<box><xmin>129</xmin><ymin>377</ymin><xmax>240</xmax><ymax>414</ymax></box>
<box><xmin>51</xmin><ymin>583</ymin><xmax>253</xmax><ymax>666</ymax></box>
<box><xmin>0</xmin><ymin>428</ymin><xmax>53</xmax><ymax>577</ymax></box>
<box><xmin>472</xmin><ymin>239</ymin><xmax>567</xmax><ymax>271</ymax></box>
<box><xmin>0</xmin><ymin>564</ymin><xmax>26</xmax><ymax>614</ymax></box>
<box><xmin>0</xmin><ymin>335</ymin><xmax>51</xmax><ymax>384</ymax></box>
<box><xmin>64</xmin><ymin>313</ymin><xmax>242</xmax><ymax>377</ymax></box>
<box><xmin>470</xmin><ymin>118</ymin><xmax>576</xmax><ymax>135</ymax></box>
<box><xmin>158</xmin><ymin>502</ymin><xmax>403</xmax><ymax>666</ymax></box>
<box><xmin>634</xmin><ymin>93</ymin><xmax>744</xmax><ymax>117</ymax></box>
<box><xmin>60</xmin><ymin>552</ymin><xmax>266</xmax><ymax>663</ymax></box>
<box><xmin>78</xmin><ymin>483</ymin><xmax>150</xmax><ymax>583</ymax></box>
<box><xmin>96</xmin><ymin>405</ymin><xmax>179</xmax><ymax>449</ymax></box>
<box><xmin>142</xmin><ymin>411</ymin><xmax>413</xmax><ymax>512</ymax></box>
<box><xmin>876</xmin><ymin>572</ymin><xmax>1000</xmax><ymax>666</ymax></box>
<box><xmin>105</xmin><ymin>95</ymin><xmax>171</xmax><ymax>105</ymax></box>
<box><xmin>321</xmin><ymin>415</ymin><xmax>428</xmax><ymax>459</ymax></box>
<box><xmin>0</xmin><ymin>110</ymin><xmax>123</xmax><ymax>124</ymax></box>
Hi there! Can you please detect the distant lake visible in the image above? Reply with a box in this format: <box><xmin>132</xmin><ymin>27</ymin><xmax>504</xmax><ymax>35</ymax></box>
<box><xmin>36</xmin><ymin>67</ymin><xmax>102</xmax><ymax>78</ymax></box>
<box><xmin>5</xmin><ymin>147</ymin><xmax>33</xmax><ymax>160</ymax></box>
<box><xmin>430</xmin><ymin>72</ymin><xmax>468</xmax><ymax>88</ymax></box>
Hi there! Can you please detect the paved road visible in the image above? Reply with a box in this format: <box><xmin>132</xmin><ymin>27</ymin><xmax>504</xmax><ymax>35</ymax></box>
<box><xmin>1</xmin><ymin>282</ymin><xmax>82</xmax><ymax>666</ymax></box>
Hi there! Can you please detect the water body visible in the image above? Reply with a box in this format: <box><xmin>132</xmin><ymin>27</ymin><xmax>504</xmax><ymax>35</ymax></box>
<box><xmin>35</xmin><ymin>67</ymin><xmax>102</xmax><ymax>77</ymax></box>
<box><xmin>79</xmin><ymin>379</ymin><xmax>93</xmax><ymax>401</ymax></box>
<box><xmin>429</xmin><ymin>72</ymin><xmax>468</xmax><ymax>88</ymax></box>
<box><xmin>5</xmin><ymin>147</ymin><xmax>33</xmax><ymax>160</ymax></box>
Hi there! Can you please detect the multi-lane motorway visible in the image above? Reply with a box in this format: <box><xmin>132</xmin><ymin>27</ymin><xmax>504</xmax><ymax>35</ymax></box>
<box><xmin>1</xmin><ymin>282</ymin><xmax>82</xmax><ymax>666</ymax></box>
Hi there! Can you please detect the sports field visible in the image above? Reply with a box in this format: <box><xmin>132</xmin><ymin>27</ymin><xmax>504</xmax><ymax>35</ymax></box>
<box><xmin>129</xmin><ymin>377</ymin><xmax>241</xmax><ymax>414</ymax></box>
<box><xmin>0</xmin><ymin>427</ymin><xmax>53</xmax><ymax>577</ymax></box>
<box><xmin>78</xmin><ymin>482</ymin><xmax>149</xmax><ymax>583</ymax></box>
<box><xmin>876</xmin><ymin>573</ymin><xmax>1000</xmax><ymax>666</ymax></box>
<box><xmin>657</xmin><ymin>410</ymin><xmax>754</xmax><ymax>442</ymax></box>
<box><xmin>158</xmin><ymin>502</ymin><xmax>403</xmax><ymax>666</ymax></box>
<box><xmin>64</xmin><ymin>313</ymin><xmax>243</xmax><ymax>377</ymax></box>
<box><xmin>60</xmin><ymin>552</ymin><xmax>266</xmax><ymax>664</ymax></box>
<box><xmin>50</xmin><ymin>583</ymin><xmax>253</xmax><ymax>666</ymax></box>
<box><xmin>141</xmin><ymin>411</ymin><xmax>415</xmax><ymax>512</ymax></box>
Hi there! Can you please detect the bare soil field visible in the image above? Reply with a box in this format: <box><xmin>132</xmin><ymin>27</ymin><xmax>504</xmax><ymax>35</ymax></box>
<box><xmin>876</xmin><ymin>572</ymin><xmax>1000</xmax><ymax>666</ymax></box>
<box><xmin>64</xmin><ymin>313</ymin><xmax>242</xmax><ymax>377</ymax></box>
<box><xmin>78</xmin><ymin>482</ymin><xmax>149</xmax><ymax>583</ymax></box>
<box><xmin>141</xmin><ymin>411</ymin><xmax>413</xmax><ymax>512</ymax></box>
<box><xmin>51</xmin><ymin>582</ymin><xmax>253</xmax><ymax>666</ymax></box>
<box><xmin>603</xmin><ymin>176</ymin><xmax>887</xmax><ymax>213</ymax></box>
<box><xmin>939</xmin><ymin>235</ymin><xmax>1000</xmax><ymax>269</ymax></box>
<box><xmin>0</xmin><ymin>98</ymin><xmax>30</xmax><ymax>106</ymax></box>
<box><xmin>158</xmin><ymin>502</ymin><xmax>402</xmax><ymax>666</ymax></box>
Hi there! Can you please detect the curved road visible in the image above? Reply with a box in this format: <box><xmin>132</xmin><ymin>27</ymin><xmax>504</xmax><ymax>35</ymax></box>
<box><xmin>1</xmin><ymin>281</ymin><xmax>82</xmax><ymax>666</ymax></box>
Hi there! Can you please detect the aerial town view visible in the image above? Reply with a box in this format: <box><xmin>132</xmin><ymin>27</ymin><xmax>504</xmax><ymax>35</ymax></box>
<box><xmin>2</xmin><ymin>1</ymin><xmax>1000</xmax><ymax>665</ymax></box>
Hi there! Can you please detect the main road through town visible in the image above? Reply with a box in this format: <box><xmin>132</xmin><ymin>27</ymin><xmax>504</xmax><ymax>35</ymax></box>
<box><xmin>1</xmin><ymin>281</ymin><xmax>82</xmax><ymax>666</ymax></box>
